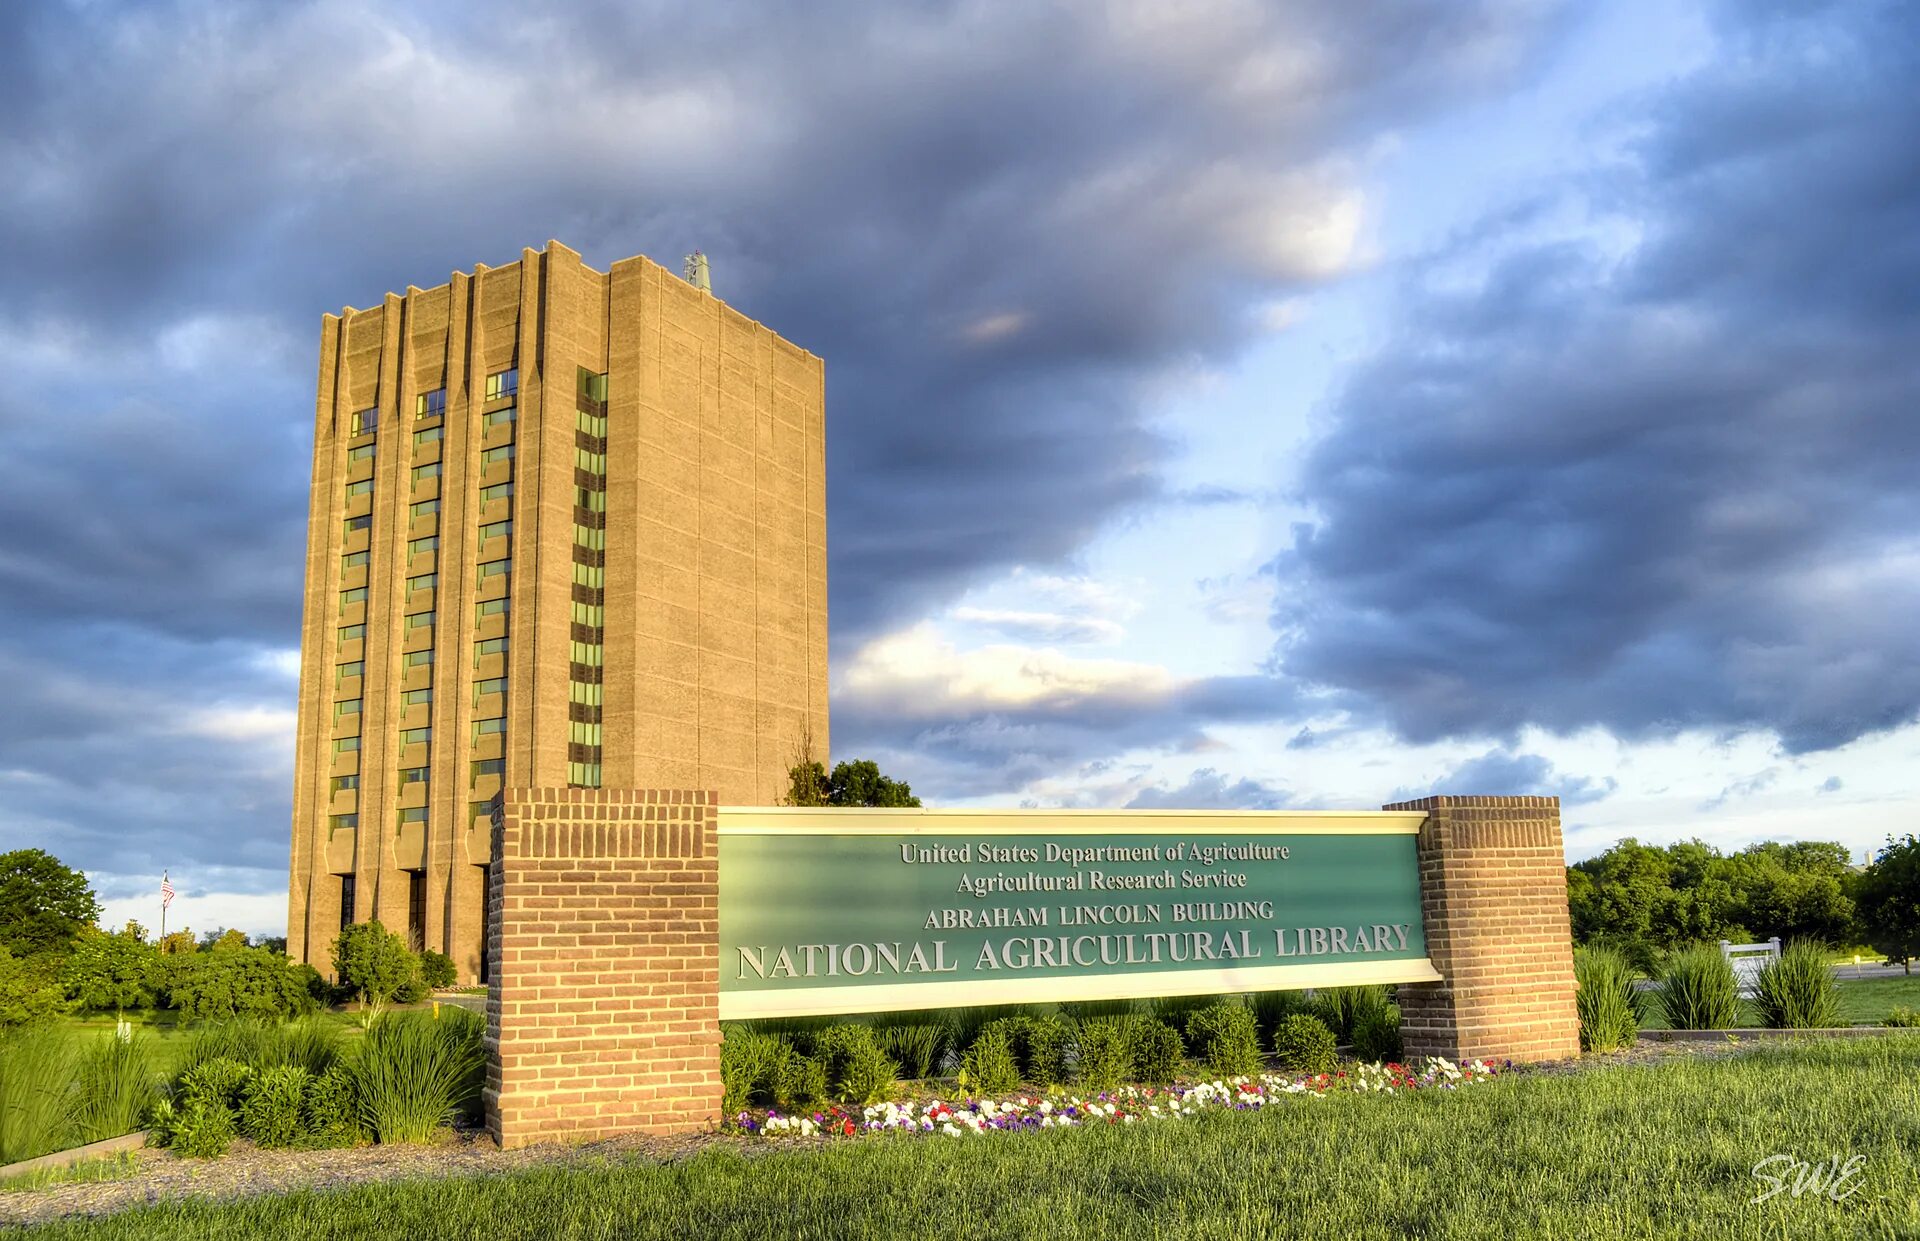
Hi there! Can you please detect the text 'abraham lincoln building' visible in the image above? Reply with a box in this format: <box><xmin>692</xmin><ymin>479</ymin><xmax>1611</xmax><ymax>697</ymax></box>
<box><xmin>286</xmin><ymin>242</ymin><xmax>829</xmax><ymax>982</ymax></box>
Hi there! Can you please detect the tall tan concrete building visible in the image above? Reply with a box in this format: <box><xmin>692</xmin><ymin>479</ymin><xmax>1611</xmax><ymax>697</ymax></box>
<box><xmin>286</xmin><ymin>242</ymin><xmax>828</xmax><ymax>981</ymax></box>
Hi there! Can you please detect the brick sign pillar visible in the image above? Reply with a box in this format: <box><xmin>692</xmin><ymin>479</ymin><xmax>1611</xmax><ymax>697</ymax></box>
<box><xmin>1382</xmin><ymin>795</ymin><xmax>1581</xmax><ymax>1064</ymax></box>
<box><xmin>483</xmin><ymin>788</ymin><xmax>722</xmax><ymax>1148</ymax></box>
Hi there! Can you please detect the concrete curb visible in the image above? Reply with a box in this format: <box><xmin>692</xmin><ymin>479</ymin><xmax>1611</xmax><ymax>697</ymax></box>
<box><xmin>1640</xmin><ymin>1027</ymin><xmax>1901</xmax><ymax>1042</ymax></box>
<box><xmin>0</xmin><ymin>1130</ymin><xmax>148</xmax><ymax>1181</ymax></box>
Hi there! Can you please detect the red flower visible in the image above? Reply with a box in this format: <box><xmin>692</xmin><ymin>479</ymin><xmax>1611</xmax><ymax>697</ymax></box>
<box><xmin>842</xmin><ymin>1120</ymin><xmax>855</xmax><ymax>1136</ymax></box>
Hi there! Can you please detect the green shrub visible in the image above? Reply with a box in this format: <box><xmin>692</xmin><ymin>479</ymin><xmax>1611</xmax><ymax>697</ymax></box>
<box><xmin>1658</xmin><ymin>944</ymin><xmax>1742</xmax><ymax>1031</ymax></box>
<box><xmin>720</xmin><ymin>1027</ymin><xmax>786</xmax><ymax>1114</ymax></box>
<box><xmin>1185</xmin><ymin>1002</ymin><xmax>1262</xmax><ymax>1077</ymax></box>
<box><xmin>1014</xmin><ymin>1014</ymin><xmax>1073</xmax><ymax>1086</ymax></box>
<box><xmin>1351</xmin><ymin>1003</ymin><xmax>1404</xmax><ymax>1063</ymax></box>
<box><xmin>0</xmin><ymin>1024</ymin><xmax>79</xmax><ymax>1163</ymax></box>
<box><xmin>815</xmin><ymin>1025</ymin><xmax>897</xmax><ymax>1106</ymax></box>
<box><xmin>1073</xmin><ymin>1017</ymin><xmax>1134</xmax><ymax>1092</ymax></box>
<box><xmin>419</xmin><ymin>951</ymin><xmax>458</xmax><ymax>990</ymax></box>
<box><xmin>72</xmin><ymin>1031</ymin><xmax>159</xmax><ymax>1144</ymax></box>
<box><xmin>178</xmin><ymin>1057</ymin><xmax>253</xmax><ymax>1113</ymax></box>
<box><xmin>166</xmin><ymin>948</ymin><xmax>318</xmax><ymax>1022</ymax></box>
<box><xmin>1883</xmin><ymin>1007</ymin><xmax>1920</xmax><ymax>1028</ymax></box>
<box><xmin>1574</xmin><ymin>946</ymin><xmax>1642</xmax><ymax>1053</ymax></box>
<box><xmin>167</xmin><ymin>1098</ymin><xmax>236</xmax><ymax>1158</ymax></box>
<box><xmin>1273</xmin><ymin>1014</ymin><xmax>1337</xmax><ymax>1075</ymax></box>
<box><xmin>1246</xmin><ymin>991</ymin><xmax>1301</xmax><ymax>1046</ymax></box>
<box><xmin>241</xmin><ymin>1065</ymin><xmax>311</xmax><ymax>1148</ymax></box>
<box><xmin>350</xmin><ymin>1010</ymin><xmax>485</xmax><ymax>1143</ymax></box>
<box><xmin>303</xmin><ymin>1063</ymin><xmax>363</xmax><ymax>1144</ymax></box>
<box><xmin>1753</xmin><ymin>941</ymin><xmax>1842</xmax><ymax>1029</ymax></box>
<box><xmin>1129</xmin><ymin>1017</ymin><xmax>1184</xmax><ymax>1083</ymax></box>
<box><xmin>774</xmin><ymin>1052</ymin><xmax>827</xmax><ymax>1110</ymax></box>
<box><xmin>959</xmin><ymin>1022</ymin><xmax>1021</xmax><ymax>1096</ymax></box>
<box><xmin>873</xmin><ymin>1023</ymin><xmax>946</xmax><ymax>1079</ymax></box>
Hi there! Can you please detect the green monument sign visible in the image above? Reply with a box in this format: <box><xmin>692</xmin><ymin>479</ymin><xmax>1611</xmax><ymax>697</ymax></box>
<box><xmin>717</xmin><ymin>808</ymin><xmax>1440</xmax><ymax>1019</ymax></box>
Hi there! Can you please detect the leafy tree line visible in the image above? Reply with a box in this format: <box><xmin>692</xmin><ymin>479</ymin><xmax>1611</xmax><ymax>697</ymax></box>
<box><xmin>0</xmin><ymin>848</ymin><xmax>457</xmax><ymax>1028</ymax></box>
<box><xmin>1569</xmin><ymin>835</ymin><xmax>1920</xmax><ymax>973</ymax></box>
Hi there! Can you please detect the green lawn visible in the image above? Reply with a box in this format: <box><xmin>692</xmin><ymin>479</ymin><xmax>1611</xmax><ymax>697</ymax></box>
<box><xmin>1639</xmin><ymin>975</ymin><xmax>1919</xmax><ymax>1029</ymax></box>
<box><xmin>22</xmin><ymin>1036</ymin><xmax>1920</xmax><ymax>1240</ymax></box>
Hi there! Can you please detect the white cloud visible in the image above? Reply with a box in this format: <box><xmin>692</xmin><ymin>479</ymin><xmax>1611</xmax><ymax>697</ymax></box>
<box><xmin>840</xmin><ymin>623</ymin><xmax>1174</xmax><ymax>713</ymax></box>
<box><xmin>181</xmin><ymin>705</ymin><xmax>297</xmax><ymax>746</ymax></box>
<box><xmin>949</xmin><ymin>606</ymin><xmax>1125</xmax><ymax>645</ymax></box>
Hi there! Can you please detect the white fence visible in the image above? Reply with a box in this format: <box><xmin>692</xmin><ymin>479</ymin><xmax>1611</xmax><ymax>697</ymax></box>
<box><xmin>1721</xmin><ymin>937</ymin><xmax>1781</xmax><ymax>997</ymax></box>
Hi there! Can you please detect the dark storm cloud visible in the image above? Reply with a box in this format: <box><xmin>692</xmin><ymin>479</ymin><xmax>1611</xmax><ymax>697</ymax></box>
<box><xmin>0</xmin><ymin>0</ymin><xmax>1556</xmax><ymax>887</ymax></box>
<box><xmin>1390</xmin><ymin>749</ymin><xmax>1614</xmax><ymax>807</ymax></box>
<box><xmin>1276</xmin><ymin>0</ymin><xmax>1920</xmax><ymax>755</ymax></box>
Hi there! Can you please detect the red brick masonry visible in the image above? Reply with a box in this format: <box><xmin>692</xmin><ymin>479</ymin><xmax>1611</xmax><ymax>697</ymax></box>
<box><xmin>483</xmin><ymin>788</ymin><xmax>721</xmax><ymax>1149</ymax></box>
<box><xmin>1382</xmin><ymin>795</ymin><xmax>1581</xmax><ymax>1064</ymax></box>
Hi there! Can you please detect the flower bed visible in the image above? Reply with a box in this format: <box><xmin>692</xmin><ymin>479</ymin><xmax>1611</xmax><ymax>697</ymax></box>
<box><xmin>743</xmin><ymin>1057</ymin><xmax>1496</xmax><ymax>1139</ymax></box>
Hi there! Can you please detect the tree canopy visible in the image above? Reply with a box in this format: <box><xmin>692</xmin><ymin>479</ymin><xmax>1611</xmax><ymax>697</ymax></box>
<box><xmin>0</xmin><ymin>848</ymin><xmax>100</xmax><ymax>958</ymax></box>
<box><xmin>1854</xmin><ymin>835</ymin><xmax>1920</xmax><ymax>972</ymax></box>
<box><xmin>785</xmin><ymin>758</ymin><xmax>921</xmax><ymax>808</ymax></box>
<box><xmin>1568</xmin><ymin>837</ymin><xmax>1857</xmax><ymax>963</ymax></box>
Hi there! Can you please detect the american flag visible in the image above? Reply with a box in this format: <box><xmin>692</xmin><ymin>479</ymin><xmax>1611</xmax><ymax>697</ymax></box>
<box><xmin>160</xmin><ymin>872</ymin><xmax>175</xmax><ymax>908</ymax></box>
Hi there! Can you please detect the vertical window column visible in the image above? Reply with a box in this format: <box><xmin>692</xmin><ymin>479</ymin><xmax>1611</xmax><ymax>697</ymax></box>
<box><xmin>470</xmin><ymin>368</ymin><xmax>516</xmax><ymax>797</ymax></box>
<box><xmin>569</xmin><ymin>368</ymin><xmax>607</xmax><ymax>787</ymax></box>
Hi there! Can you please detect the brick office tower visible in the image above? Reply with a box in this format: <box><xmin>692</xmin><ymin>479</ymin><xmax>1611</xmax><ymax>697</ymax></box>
<box><xmin>286</xmin><ymin>242</ymin><xmax>829</xmax><ymax>982</ymax></box>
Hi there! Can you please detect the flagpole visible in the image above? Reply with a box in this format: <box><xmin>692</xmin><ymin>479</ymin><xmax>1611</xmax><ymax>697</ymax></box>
<box><xmin>160</xmin><ymin>871</ymin><xmax>168</xmax><ymax>943</ymax></box>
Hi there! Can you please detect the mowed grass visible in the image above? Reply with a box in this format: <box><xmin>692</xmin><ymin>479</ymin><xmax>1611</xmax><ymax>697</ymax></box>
<box><xmin>1640</xmin><ymin>975</ymin><xmax>1920</xmax><ymax>1029</ymax></box>
<box><xmin>25</xmin><ymin>1037</ymin><xmax>1920</xmax><ymax>1241</ymax></box>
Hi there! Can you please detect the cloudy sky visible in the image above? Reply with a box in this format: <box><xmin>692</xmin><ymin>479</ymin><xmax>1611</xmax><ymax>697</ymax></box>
<box><xmin>3</xmin><ymin>0</ymin><xmax>1914</xmax><ymax>938</ymax></box>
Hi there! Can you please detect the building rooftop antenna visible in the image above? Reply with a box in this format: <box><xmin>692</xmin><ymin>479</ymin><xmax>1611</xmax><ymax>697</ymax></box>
<box><xmin>683</xmin><ymin>250</ymin><xmax>711</xmax><ymax>293</ymax></box>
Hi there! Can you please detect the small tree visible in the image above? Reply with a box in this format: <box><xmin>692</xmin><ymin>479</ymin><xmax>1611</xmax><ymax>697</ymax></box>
<box><xmin>0</xmin><ymin>848</ymin><xmax>100</xmax><ymax>959</ymax></box>
<box><xmin>63</xmin><ymin>925</ymin><xmax>160</xmax><ymax>1018</ymax></box>
<box><xmin>1855</xmin><ymin>836</ymin><xmax>1920</xmax><ymax>975</ymax></box>
<box><xmin>781</xmin><ymin>728</ymin><xmax>921</xmax><ymax>808</ymax></box>
<box><xmin>0</xmin><ymin>944</ymin><xmax>65</xmax><ymax>1027</ymax></box>
<box><xmin>331</xmin><ymin>920</ymin><xmax>418</xmax><ymax>1023</ymax></box>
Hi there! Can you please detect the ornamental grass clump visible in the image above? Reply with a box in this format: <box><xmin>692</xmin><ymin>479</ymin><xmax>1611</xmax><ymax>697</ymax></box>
<box><xmin>873</xmin><ymin>1023</ymin><xmax>946</xmax><ymax>1080</ymax></box>
<box><xmin>1884</xmin><ymin>1007</ymin><xmax>1920</xmax><ymax>1028</ymax></box>
<box><xmin>350</xmin><ymin>1009</ymin><xmax>485</xmax><ymax>1143</ymax></box>
<box><xmin>1273</xmin><ymin>1014</ymin><xmax>1337</xmax><ymax>1075</ymax></box>
<box><xmin>1309</xmin><ymin>986</ymin><xmax>1389</xmax><ymax>1043</ymax></box>
<box><xmin>1185</xmin><ymin>1001</ymin><xmax>1263</xmax><ymax>1077</ymax></box>
<box><xmin>1753</xmin><ymin>941</ymin><xmax>1842</xmax><ymax>1030</ymax></box>
<box><xmin>1351</xmin><ymin>1003</ymin><xmax>1404</xmax><ymax>1063</ymax></box>
<box><xmin>1573</xmin><ymin>945</ymin><xmax>1643</xmax><ymax>1052</ymax></box>
<box><xmin>71</xmin><ymin>1030</ymin><xmax>159</xmax><ymax>1146</ymax></box>
<box><xmin>720</xmin><ymin>1027</ymin><xmax>787</xmax><ymax>1114</ymax></box>
<box><xmin>0</xmin><ymin>1025</ymin><xmax>79</xmax><ymax>1164</ymax></box>
<box><xmin>1658</xmin><ymin>944</ymin><xmax>1742</xmax><ymax>1031</ymax></box>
